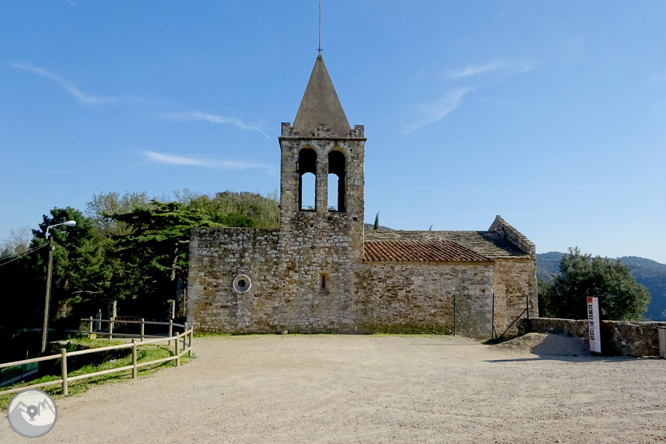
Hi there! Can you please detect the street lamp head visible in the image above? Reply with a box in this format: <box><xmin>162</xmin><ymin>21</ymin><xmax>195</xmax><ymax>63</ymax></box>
<box><xmin>45</xmin><ymin>220</ymin><xmax>77</xmax><ymax>238</ymax></box>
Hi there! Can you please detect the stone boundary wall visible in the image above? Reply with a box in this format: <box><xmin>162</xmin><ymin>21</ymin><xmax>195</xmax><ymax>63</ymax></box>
<box><xmin>519</xmin><ymin>317</ymin><xmax>666</xmax><ymax>357</ymax></box>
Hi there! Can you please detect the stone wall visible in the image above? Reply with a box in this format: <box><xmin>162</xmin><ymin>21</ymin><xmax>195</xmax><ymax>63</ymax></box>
<box><xmin>519</xmin><ymin>317</ymin><xmax>666</xmax><ymax>357</ymax></box>
<box><xmin>188</xmin><ymin>225</ymin><xmax>497</xmax><ymax>337</ymax></box>
<box><xmin>492</xmin><ymin>258</ymin><xmax>538</xmax><ymax>336</ymax></box>
<box><xmin>187</xmin><ymin>227</ymin><xmax>281</xmax><ymax>334</ymax></box>
<box><xmin>489</xmin><ymin>215</ymin><xmax>535</xmax><ymax>256</ymax></box>
<box><xmin>187</xmin><ymin>212</ymin><xmax>360</xmax><ymax>334</ymax></box>
<box><xmin>354</xmin><ymin>262</ymin><xmax>493</xmax><ymax>337</ymax></box>
<box><xmin>279</xmin><ymin>123</ymin><xmax>366</xmax><ymax>257</ymax></box>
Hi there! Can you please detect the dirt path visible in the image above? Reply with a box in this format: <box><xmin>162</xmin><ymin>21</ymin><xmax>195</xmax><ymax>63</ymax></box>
<box><xmin>2</xmin><ymin>334</ymin><xmax>665</xmax><ymax>443</ymax></box>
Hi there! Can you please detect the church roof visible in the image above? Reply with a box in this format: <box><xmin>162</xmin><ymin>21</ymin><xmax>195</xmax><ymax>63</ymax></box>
<box><xmin>364</xmin><ymin>230</ymin><xmax>531</xmax><ymax>260</ymax></box>
<box><xmin>293</xmin><ymin>54</ymin><xmax>351</xmax><ymax>137</ymax></box>
<box><xmin>364</xmin><ymin>239</ymin><xmax>492</xmax><ymax>263</ymax></box>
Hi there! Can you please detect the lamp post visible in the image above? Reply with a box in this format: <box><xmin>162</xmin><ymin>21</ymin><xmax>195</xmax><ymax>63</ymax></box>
<box><xmin>41</xmin><ymin>220</ymin><xmax>76</xmax><ymax>354</ymax></box>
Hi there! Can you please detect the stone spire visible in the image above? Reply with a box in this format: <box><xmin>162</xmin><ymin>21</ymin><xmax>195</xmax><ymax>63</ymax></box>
<box><xmin>293</xmin><ymin>54</ymin><xmax>351</xmax><ymax>138</ymax></box>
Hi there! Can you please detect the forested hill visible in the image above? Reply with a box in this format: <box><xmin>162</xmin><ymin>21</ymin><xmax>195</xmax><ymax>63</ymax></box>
<box><xmin>537</xmin><ymin>252</ymin><xmax>666</xmax><ymax>321</ymax></box>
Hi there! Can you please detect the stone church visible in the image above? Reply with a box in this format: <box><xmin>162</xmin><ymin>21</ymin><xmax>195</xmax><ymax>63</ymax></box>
<box><xmin>187</xmin><ymin>55</ymin><xmax>537</xmax><ymax>338</ymax></box>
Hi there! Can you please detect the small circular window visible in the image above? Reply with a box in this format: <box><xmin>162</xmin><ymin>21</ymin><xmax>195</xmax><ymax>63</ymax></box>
<box><xmin>232</xmin><ymin>274</ymin><xmax>252</xmax><ymax>293</ymax></box>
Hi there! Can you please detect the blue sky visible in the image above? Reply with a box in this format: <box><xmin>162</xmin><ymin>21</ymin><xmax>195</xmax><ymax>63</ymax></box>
<box><xmin>1</xmin><ymin>1</ymin><xmax>665</xmax><ymax>263</ymax></box>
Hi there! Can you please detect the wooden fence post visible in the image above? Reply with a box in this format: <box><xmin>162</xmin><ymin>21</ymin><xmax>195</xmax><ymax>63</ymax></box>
<box><xmin>168</xmin><ymin>319</ymin><xmax>173</xmax><ymax>346</ymax></box>
<box><xmin>109</xmin><ymin>316</ymin><xmax>114</xmax><ymax>341</ymax></box>
<box><xmin>132</xmin><ymin>340</ymin><xmax>138</xmax><ymax>379</ymax></box>
<box><xmin>140</xmin><ymin>318</ymin><xmax>145</xmax><ymax>342</ymax></box>
<box><xmin>88</xmin><ymin>316</ymin><xmax>93</xmax><ymax>339</ymax></box>
<box><xmin>60</xmin><ymin>348</ymin><xmax>68</xmax><ymax>396</ymax></box>
<box><xmin>174</xmin><ymin>333</ymin><xmax>180</xmax><ymax>367</ymax></box>
<box><xmin>188</xmin><ymin>326</ymin><xmax>193</xmax><ymax>357</ymax></box>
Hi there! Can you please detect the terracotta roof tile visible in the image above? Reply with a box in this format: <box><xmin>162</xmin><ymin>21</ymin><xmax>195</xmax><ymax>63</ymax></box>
<box><xmin>363</xmin><ymin>240</ymin><xmax>492</xmax><ymax>263</ymax></box>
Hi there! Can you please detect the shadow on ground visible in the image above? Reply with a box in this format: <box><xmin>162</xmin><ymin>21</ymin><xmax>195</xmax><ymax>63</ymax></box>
<box><xmin>486</xmin><ymin>332</ymin><xmax>637</xmax><ymax>363</ymax></box>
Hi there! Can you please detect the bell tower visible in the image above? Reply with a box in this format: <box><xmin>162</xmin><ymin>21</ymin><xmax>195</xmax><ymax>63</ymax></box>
<box><xmin>278</xmin><ymin>54</ymin><xmax>366</xmax><ymax>260</ymax></box>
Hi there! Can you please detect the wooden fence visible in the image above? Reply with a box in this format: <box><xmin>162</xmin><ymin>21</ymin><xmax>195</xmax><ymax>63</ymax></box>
<box><xmin>83</xmin><ymin>316</ymin><xmax>184</xmax><ymax>341</ymax></box>
<box><xmin>0</xmin><ymin>320</ymin><xmax>193</xmax><ymax>396</ymax></box>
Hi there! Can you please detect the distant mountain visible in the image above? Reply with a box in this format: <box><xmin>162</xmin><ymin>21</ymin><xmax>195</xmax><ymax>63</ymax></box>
<box><xmin>536</xmin><ymin>251</ymin><xmax>564</xmax><ymax>282</ymax></box>
<box><xmin>536</xmin><ymin>252</ymin><xmax>666</xmax><ymax>321</ymax></box>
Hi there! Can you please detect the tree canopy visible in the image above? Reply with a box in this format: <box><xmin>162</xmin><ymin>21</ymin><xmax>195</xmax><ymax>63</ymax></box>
<box><xmin>0</xmin><ymin>190</ymin><xmax>279</xmax><ymax>335</ymax></box>
<box><xmin>539</xmin><ymin>247</ymin><xmax>651</xmax><ymax>321</ymax></box>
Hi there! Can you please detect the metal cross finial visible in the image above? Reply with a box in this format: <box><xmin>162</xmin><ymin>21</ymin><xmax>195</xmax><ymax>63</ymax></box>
<box><xmin>318</xmin><ymin>0</ymin><xmax>323</xmax><ymax>53</ymax></box>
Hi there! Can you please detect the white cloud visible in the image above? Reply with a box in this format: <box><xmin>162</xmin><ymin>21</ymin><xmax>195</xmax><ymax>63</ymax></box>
<box><xmin>142</xmin><ymin>151</ymin><xmax>277</xmax><ymax>175</ymax></box>
<box><xmin>143</xmin><ymin>151</ymin><xmax>207</xmax><ymax>166</ymax></box>
<box><xmin>448</xmin><ymin>62</ymin><xmax>505</xmax><ymax>79</ymax></box>
<box><xmin>447</xmin><ymin>60</ymin><xmax>533</xmax><ymax>79</ymax></box>
<box><xmin>8</xmin><ymin>62</ymin><xmax>272</xmax><ymax>140</ymax></box>
<box><xmin>159</xmin><ymin>111</ymin><xmax>271</xmax><ymax>139</ymax></box>
<box><xmin>404</xmin><ymin>88</ymin><xmax>474</xmax><ymax>132</ymax></box>
<box><xmin>649</xmin><ymin>73</ymin><xmax>666</xmax><ymax>82</ymax></box>
<box><xmin>8</xmin><ymin>62</ymin><xmax>116</xmax><ymax>105</ymax></box>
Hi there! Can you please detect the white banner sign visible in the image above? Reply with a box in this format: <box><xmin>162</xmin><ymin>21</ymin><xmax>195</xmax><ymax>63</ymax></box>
<box><xmin>587</xmin><ymin>297</ymin><xmax>601</xmax><ymax>354</ymax></box>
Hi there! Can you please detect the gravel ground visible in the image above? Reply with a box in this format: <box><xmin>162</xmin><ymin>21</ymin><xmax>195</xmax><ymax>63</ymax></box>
<box><xmin>1</xmin><ymin>334</ymin><xmax>665</xmax><ymax>443</ymax></box>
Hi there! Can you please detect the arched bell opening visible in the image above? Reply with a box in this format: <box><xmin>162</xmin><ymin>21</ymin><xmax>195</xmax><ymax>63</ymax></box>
<box><xmin>328</xmin><ymin>150</ymin><xmax>346</xmax><ymax>212</ymax></box>
<box><xmin>299</xmin><ymin>148</ymin><xmax>317</xmax><ymax>211</ymax></box>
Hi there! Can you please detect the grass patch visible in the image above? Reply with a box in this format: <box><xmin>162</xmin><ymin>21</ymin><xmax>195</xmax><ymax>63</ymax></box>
<box><xmin>0</xmin><ymin>342</ymin><xmax>194</xmax><ymax>411</ymax></box>
<box><xmin>68</xmin><ymin>337</ymin><xmax>127</xmax><ymax>347</ymax></box>
<box><xmin>194</xmin><ymin>333</ymin><xmax>233</xmax><ymax>338</ymax></box>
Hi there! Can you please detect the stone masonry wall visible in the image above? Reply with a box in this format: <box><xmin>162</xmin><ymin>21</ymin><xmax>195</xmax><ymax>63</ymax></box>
<box><xmin>187</xmin><ymin>214</ymin><xmax>360</xmax><ymax>334</ymax></box>
<box><xmin>489</xmin><ymin>216</ymin><xmax>535</xmax><ymax>256</ymax></box>
<box><xmin>492</xmin><ymin>258</ymin><xmax>538</xmax><ymax>337</ymax></box>
<box><xmin>279</xmin><ymin>123</ymin><xmax>366</xmax><ymax>257</ymax></box>
<box><xmin>188</xmin><ymin>226</ymin><xmax>497</xmax><ymax>337</ymax></box>
<box><xmin>273</xmin><ymin>210</ymin><xmax>358</xmax><ymax>333</ymax></box>
<box><xmin>519</xmin><ymin>317</ymin><xmax>666</xmax><ymax>357</ymax></box>
<box><xmin>354</xmin><ymin>262</ymin><xmax>494</xmax><ymax>337</ymax></box>
<box><xmin>187</xmin><ymin>228</ymin><xmax>281</xmax><ymax>334</ymax></box>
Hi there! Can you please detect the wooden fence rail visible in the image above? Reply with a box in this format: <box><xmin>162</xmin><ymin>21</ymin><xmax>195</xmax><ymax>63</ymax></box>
<box><xmin>85</xmin><ymin>317</ymin><xmax>185</xmax><ymax>341</ymax></box>
<box><xmin>0</xmin><ymin>321</ymin><xmax>193</xmax><ymax>396</ymax></box>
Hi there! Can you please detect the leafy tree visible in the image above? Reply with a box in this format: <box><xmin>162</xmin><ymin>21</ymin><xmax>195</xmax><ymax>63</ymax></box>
<box><xmin>539</xmin><ymin>247</ymin><xmax>651</xmax><ymax>321</ymax></box>
<box><xmin>34</xmin><ymin>207</ymin><xmax>111</xmax><ymax>317</ymax></box>
<box><xmin>107</xmin><ymin>200</ymin><xmax>221</xmax><ymax>315</ymax></box>
<box><xmin>86</xmin><ymin>191</ymin><xmax>151</xmax><ymax>239</ymax></box>
<box><xmin>1</xmin><ymin>189</ymin><xmax>280</xmax><ymax>332</ymax></box>
<box><xmin>0</xmin><ymin>226</ymin><xmax>32</xmax><ymax>258</ymax></box>
<box><xmin>0</xmin><ymin>207</ymin><xmax>110</xmax><ymax>335</ymax></box>
<box><xmin>373</xmin><ymin>212</ymin><xmax>379</xmax><ymax>230</ymax></box>
<box><xmin>185</xmin><ymin>190</ymin><xmax>279</xmax><ymax>229</ymax></box>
